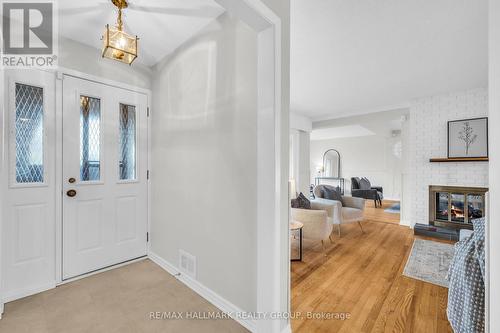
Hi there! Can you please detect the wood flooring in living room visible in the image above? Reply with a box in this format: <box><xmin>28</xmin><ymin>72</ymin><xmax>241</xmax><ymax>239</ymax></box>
<box><xmin>291</xmin><ymin>200</ymin><xmax>453</xmax><ymax>333</ymax></box>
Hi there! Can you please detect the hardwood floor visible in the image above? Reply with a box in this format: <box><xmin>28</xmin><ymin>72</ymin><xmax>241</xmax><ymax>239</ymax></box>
<box><xmin>291</xmin><ymin>201</ymin><xmax>453</xmax><ymax>333</ymax></box>
<box><xmin>363</xmin><ymin>200</ymin><xmax>401</xmax><ymax>225</ymax></box>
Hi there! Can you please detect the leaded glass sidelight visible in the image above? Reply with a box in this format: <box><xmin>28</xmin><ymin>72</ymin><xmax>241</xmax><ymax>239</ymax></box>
<box><xmin>80</xmin><ymin>96</ymin><xmax>101</xmax><ymax>181</ymax></box>
<box><xmin>118</xmin><ymin>104</ymin><xmax>136</xmax><ymax>180</ymax></box>
<box><xmin>15</xmin><ymin>83</ymin><xmax>44</xmax><ymax>183</ymax></box>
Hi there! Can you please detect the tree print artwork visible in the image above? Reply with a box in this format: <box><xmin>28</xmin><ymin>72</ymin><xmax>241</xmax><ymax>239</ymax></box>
<box><xmin>448</xmin><ymin>117</ymin><xmax>488</xmax><ymax>159</ymax></box>
<box><xmin>458</xmin><ymin>121</ymin><xmax>477</xmax><ymax>155</ymax></box>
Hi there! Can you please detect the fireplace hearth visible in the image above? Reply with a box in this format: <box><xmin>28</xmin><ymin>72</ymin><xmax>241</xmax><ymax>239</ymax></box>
<box><xmin>429</xmin><ymin>185</ymin><xmax>488</xmax><ymax>229</ymax></box>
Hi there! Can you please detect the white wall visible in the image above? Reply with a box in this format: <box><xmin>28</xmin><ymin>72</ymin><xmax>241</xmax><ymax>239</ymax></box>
<box><xmin>488</xmin><ymin>2</ymin><xmax>499</xmax><ymax>330</ymax></box>
<box><xmin>310</xmin><ymin>135</ymin><xmax>403</xmax><ymax>200</ymax></box>
<box><xmin>58</xmin><ymin>36</ymin><xmax>153</xmax><ymax>90</ymax></box>
<box><xmin>408</xmin><ymin>88</ymin><xmax>489</xmax><ymax>226</ymax></box>
<box><xmin>311</xmin><ymin>110</ymin><xmax>408</xmax><ymax>200</ymax></box>
<box><xmin>290</xmin><ymin>113</ymin><xmax>312</xmax><ymax>196</ymax></box>
<box><xmin>400</xmin><ymin>115</ymin><xmax>412</xmax><ymax>226</ymax></box>
<box><xmin>290</xmin><ymin>129</ymin><xmax>310</xmax><ymax>196</ymax></box>
<box><xmin>150</xmin><ymin>13</ymin><xmax>258</xmax><ymax>313</ymax></box>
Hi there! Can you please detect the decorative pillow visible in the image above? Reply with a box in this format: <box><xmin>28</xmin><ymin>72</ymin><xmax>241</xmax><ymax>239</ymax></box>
<box><xmin>351</xmin><ymin>177</ymin><xmax>361</xmax><ymax>189</ymax></box>
<box><xmin>322</xmin><ymin>186</ymin><xmax>344</xmax><ymax>205</ymax></box>
<box><xmin>291</xmin><ymin>192</ymin><xmax>311</xmax><ymax>209</ymax></box>
<box><xmin>359</xmin><ymin>177</ymin><xmax>371</xmax><ymax>190</ymax></box>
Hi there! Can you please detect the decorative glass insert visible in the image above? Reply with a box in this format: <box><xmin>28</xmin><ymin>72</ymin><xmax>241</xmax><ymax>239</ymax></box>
<box><xmin>118</xmin><ymin>104</ymin><xmax>136</xmax><ymax>180</ymax></box>
<box><xmin>15</xmin><ymin>83</ymin><xmax>44</xmax><ymax>183</ymax></box>
<box><xmin>80</xmin><ymin>96</ymin><xmax>101</xmax><ymax>181</ymax></box>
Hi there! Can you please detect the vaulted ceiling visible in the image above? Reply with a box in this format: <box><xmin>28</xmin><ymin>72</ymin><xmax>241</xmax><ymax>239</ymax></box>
<box><xmin>291</xmin><ymin>0</ymin><xmax>488</xmax><ymax>120</ymax></box>
<box><xmin>59</xmin><ymin>0</ymin><xmax>225</xmax><ymax>67</ymax></box>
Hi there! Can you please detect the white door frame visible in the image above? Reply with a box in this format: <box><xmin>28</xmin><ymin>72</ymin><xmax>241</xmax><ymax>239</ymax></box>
<box><xmin>213</xmin><ymin>1</ymin><xmax>287</xmax><ymax>332</ymax></box>
<box><xmin>54</xmin><ymin>68</ymin><xmax>152</xmax><ymax>284</ymax></box>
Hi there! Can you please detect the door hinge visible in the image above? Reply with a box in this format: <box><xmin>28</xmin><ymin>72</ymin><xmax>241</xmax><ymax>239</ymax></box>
<box><xmin>147</xmin><ymin>170</ymin><xmax>150</xmax><ymax>179</ymax></box>
<box><xmin>147</xmin><ymin>107</ymin><xmax>150</xmax><ymax>117</ymax></box>
<box><xmin>147</xmin><ymin>232</ymin><xmax>149</xmax><ymax>242</ymax></box>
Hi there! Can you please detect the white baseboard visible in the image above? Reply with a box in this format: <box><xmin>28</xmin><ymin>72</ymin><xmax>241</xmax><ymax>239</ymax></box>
<box><xmin>148</xmin><ymin>252</ymin><xmax>257</xmax><ymax>333</ymax></box>
<box><xmin>2</xmin><ymin>281</ymin><xmax>56</xmax><ymax>303</ymax></box>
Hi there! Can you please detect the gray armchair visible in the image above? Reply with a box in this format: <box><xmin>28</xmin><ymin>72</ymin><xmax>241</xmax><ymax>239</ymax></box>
<box><xmin>351</xmin><ymin>177</ymin><xmax>384</xmax><ymax>208</ymax></box>
<box><xmin>313</xmin><ymin>185</ymin><xmax>366</xmax><ymax>236</ymax></box>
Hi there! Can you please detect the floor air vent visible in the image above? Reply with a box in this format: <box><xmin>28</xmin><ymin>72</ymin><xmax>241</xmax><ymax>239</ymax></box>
<box><xmin>179</xmin><ymin>249</ymin><xmax>196</xmax><ymax>278</ymax></box>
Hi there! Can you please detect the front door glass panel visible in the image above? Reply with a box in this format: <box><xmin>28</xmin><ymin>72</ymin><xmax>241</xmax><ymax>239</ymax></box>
<box><xmin>80</xmin><ymin>96</ymin><xmax>101</xmax><ymax>181</ymax></box>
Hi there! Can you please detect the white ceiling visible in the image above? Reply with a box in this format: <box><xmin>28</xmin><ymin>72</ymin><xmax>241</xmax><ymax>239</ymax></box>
<box><xmin>310</xmin><ymin>125</ymin><xmax>375</xmax><ymax>141</ymax></box>
<box><xmin>291</xmin><ymin>0</ymin><xmax>488</xmax><ymax>121</ymax></box>
<box><xmin>312</xmin><ymin>108</ymin><xmax>408</xmax><ymax>139</ymax></box>
<box><xmin>59</xmin><ymin>0</ymin><xmax>225</xmax><ymax>67</ymax></box>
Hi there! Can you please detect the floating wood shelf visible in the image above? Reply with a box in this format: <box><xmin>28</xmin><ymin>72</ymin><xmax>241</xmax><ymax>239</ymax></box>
<box><xmin>429</xmin><ymin>157</ymin><xmax>489</xmax><ymax>162</ymax></box>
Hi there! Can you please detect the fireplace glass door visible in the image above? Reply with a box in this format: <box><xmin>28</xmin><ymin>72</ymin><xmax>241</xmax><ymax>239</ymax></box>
<box><xmin>450</xmin><ymin>193</ymin><xmax>465</xmax><ymax>223</ymax></box>
<box><xmin>467</xmin><ymin>194</ymin><xmax>484</xmax><ymax>220</ymax></box>
<box><xmin>433</xmin><ymin>188</ymin><xmax>486</xmax><ymax>225</ymax></box>
<box><xmin>436</xmin><ymin>192</ymin><xmax>449</xmax><ymax>221</ymax></box>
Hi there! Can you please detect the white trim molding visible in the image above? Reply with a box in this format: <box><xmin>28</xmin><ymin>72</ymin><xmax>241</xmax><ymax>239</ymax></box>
<box><xmin>148</xmin><ymin>252</ymin><xmax>257</xmax><ymax>332</ymax></box>
<box><xmin>214</xmin><ymin>1</ymin><xmax>286</xmax><ymax>333</ymax></box>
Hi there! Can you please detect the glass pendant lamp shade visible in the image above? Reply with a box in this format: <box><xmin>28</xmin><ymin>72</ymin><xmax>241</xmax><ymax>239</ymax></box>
<box><xmin>101</xmin><ymin>0</ymin><xmax>138</xmax><ymax>65</ymax></box>
<box><xmin>102</xmin><ymin>24</ymin><xmax>138</xmax><ymax>65</ymax></box>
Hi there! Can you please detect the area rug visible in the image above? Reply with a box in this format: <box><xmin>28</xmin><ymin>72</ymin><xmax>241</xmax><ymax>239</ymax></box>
<box><xmin>384</xmin><ymin>202</ymin><xmax>400</xmax><ymax>213</ymax></box>
<box><xmin>403</xmin><ymin>238</ymin><xmax>455</xmax><ymax>287</ymax></box>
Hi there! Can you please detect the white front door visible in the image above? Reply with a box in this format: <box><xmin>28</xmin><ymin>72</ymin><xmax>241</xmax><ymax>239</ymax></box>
<box><xmin>62</xmin><ymin>76</ymin><xmax>148</xmax><ymax>280</ymax></box>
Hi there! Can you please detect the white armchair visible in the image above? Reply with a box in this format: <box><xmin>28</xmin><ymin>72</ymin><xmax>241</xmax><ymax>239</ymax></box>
<box><xmin>291</xmin><ymin>200</ymin><xmax>336</xmax><ymax>251</ymax></box>
<box><xmin>313</xmin><ymin>185</ymin><xmax>366</xmax><ymax>236</ymax></box>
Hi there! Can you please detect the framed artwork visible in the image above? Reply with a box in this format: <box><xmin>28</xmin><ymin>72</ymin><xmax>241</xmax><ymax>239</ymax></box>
<box><xmin>448</xmin><ymin>117</ymin><xmax>488</xmax><ymax>158</ymax></box>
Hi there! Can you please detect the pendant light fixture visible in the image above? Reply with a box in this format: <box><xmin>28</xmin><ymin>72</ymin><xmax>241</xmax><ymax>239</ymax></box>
<box><xmin>102</xmin><ymin>0</ymin><xmax>138</xmax><ymax>65</ymax></box>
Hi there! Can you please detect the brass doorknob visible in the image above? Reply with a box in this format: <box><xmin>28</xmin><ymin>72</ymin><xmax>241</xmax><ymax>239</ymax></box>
<box><xmin>67</xmin><ymin>189</ymin><xmax>77</xmax><ymax>197</ymax></box>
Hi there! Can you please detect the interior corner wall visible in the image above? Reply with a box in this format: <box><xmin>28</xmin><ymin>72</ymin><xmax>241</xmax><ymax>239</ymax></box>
<box><xmin>150</xmin><ymin>13</ymin><xmax>258</xmax><ymax>313</ymax></box>
<box><xmin>408</xmin><ymin>88</ymin><xmax>489</xmax><ymax>226</ymax></box>
<box><xmin>58</xmin><ymin>36</ymin><xmax>153</xmax><ymax>89</ymax></box>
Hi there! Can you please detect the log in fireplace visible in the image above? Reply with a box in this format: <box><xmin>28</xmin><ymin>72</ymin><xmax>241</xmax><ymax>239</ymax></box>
<box><xmin>429</xmin><ymin>185</ymin><xmax>488</xmax><ymax>229</ymax></box>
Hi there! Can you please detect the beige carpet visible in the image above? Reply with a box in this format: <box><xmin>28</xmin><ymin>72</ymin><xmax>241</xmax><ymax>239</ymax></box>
<box><xmin>0</xmin><ymin>259</ymin><xmax>248</xmax><ymax>333</ymax></box>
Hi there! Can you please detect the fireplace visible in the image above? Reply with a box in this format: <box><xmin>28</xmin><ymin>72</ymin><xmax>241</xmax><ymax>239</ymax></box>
<box><xmin>429</xmin><ymin>185</ymin><xmax>488</xmax><ymax>229</ymax></box>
